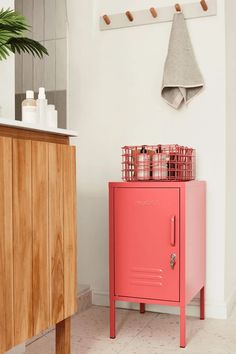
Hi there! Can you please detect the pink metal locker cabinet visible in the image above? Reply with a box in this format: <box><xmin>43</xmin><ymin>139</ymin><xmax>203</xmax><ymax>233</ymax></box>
<box><xmin>109</xmin><ymin>181</ymin><xmax>206</xmax><ymax>348</ymax></box>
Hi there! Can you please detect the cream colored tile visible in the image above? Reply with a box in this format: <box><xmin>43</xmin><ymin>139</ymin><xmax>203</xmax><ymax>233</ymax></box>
<box><xmin>26</xmin><ymin>306</ymin><xmax>236</xmax><ymax>354</ymax></box>
<box><xmin>122</xmin><ymin>343</ymin><xmax>175</xmax><ymax>354</ymax></box>
<box><xmin>33</xmin><ymin>0</ymin><xmax>44</xmax><ymax>41</ymax></box>
<box><xmin>15</xmin><ymin>94</ymin><xmax>23</xmax><ymax>120</ymax></box>
<box><xmin>69</xmin><ymin>306</ymin><xmax>156</xmax><ymax>342</ymax></box>
<box><xmin>23</xmin><ymin>0</ymin><xmax>33</xmax><ymax>38</ymax></box>
<box><xmin>56</xmin><ymin>38</ymin><xmax>67</xmax><ymax>91</ymax></box>
<box><xmin>15</xmin><ymin>53</ymin><xmax>23</xmax><ymax>94</ymax></box>
<box><xmin>127</xmin><ymin>312</ymin><xmax>236</xmax><ymax>353</ymax></box>
<box><xmin>129</xmin><ymin>313</ymin><xmax>206</xmax><ymax>350</ymax></box>
<box><xmin>45</xmin><ymin>0</ymin><xmax>56</xmax><ymax>40</ymax></box>
<box><xmin>6</xmin><ymin>343</ymin><xmax>25</xmax><ymax>354</ymax></box>
<box><xmin>15</xmin><ymin>0</ymin><xmax>23</xmax><ymax>13</ymax></box>
<box><xmin>186</xmin><ymin>327</ymin><xmax>236</xmax><ymax>354</ymax></box>
<box><xmin>71</xmin><ymin>336</ymin><xmax>126</xmax><ymax>354</ymax></box>
<box><xmin>56</xmin><ymin>0</ymin><xmax>67</xmax><ymax>39</ymax></box>
<box><xmin>44</xmin><ymin>40</ymin><xmax>56</xmax><ymax>91</ymax></box>
<box><xmin>22</xmin><ymin>53</ymin><xmax>33</xmax><ymax>92</ymax></box>
<box><xmin>33</xmin><ymin>48</ymin><xmax>45</xmax><ymax>92</ymax></box>
<box><xmin>28</xmin><ymin>332</ymin><xmax>125</xmax><ymax>354</ymax></box>
<box><xmin>26</xmin><ymin>336</ymin><xmax>52</xmax><ymax>354</ymax></box>
<box><xmin>55</xmin><ymin>90</ymin><xmax>67</xmax><ymax>128</ymax></box>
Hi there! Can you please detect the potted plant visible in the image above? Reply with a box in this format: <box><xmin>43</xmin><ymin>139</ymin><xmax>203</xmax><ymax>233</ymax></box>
<box><xmin>0</xmin><ymin>7</ymin><xmax>48</xmax><ymax>59</ymax></box>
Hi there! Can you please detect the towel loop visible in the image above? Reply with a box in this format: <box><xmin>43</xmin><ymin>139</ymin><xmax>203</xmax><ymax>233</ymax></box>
<box><xmin>126</xmin><ymin>11</ymin><xmax>134</xmax><ymax>22</ymax></box>
<box><xmin>175</xmin><ymin>4</ymin><xmax>182</xmax><ymax>12</ymax></box>
<box><xmin>103</xmin><ymin>15</ymin><xmax>111</xmax><ymax>25</ymax></box>
<box><xmin>200</xmin><ymin>0</ymin><xmax>208</xmax><ymax>11</ymax></box>
<box><xmin>150</xmin><ymin>7</ymin><xmax>158</xmax><ymax>18</ymax></box>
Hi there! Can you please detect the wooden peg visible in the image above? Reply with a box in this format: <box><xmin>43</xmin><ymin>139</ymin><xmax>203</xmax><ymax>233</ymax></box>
<box><xmin>126</xmin><ymin>11</ymin><xmax>134</xmax><ymax>22</ymax></box>
<box><xmin>200</xmin><ymin>0</ymin><xmax>208</xmax><ymax>11</ymax></box>
<box><xmin>175</xmin><ymin>3</ymin><xmax>182</xmax><ymax>12</ymax></box>
<box><xmin>150</xmin><ymin>7</ymin><xmax>158</xmax><ymax>18</ymax></box>
<box><xmin>103</xmin><ymin>15</ymin><xmax>111</xmax><ymax>25</ymax></box>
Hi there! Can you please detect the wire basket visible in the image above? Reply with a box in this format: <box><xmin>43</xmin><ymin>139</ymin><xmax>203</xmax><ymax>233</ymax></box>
<box><xmin>122</xmin><ymin>145</ymin><xmax>196</xmax><ymax>182</ymax></box>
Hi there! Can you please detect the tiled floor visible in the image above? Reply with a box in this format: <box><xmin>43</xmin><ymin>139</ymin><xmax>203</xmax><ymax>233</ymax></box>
<box><xmin>26</xmin><ymin>305</ymin><xmax>236</xmax><ymax>354</ymax></box>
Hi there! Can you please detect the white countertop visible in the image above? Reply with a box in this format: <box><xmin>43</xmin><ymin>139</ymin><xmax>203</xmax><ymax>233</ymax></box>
<box><xmin>0</xmin><ymin>118</ymin><xmax>78</xmax><ymax>137</ymax></box>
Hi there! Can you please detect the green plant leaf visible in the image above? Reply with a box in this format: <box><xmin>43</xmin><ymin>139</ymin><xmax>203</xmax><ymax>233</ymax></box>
<box><xmin>0</xmin><ymin>7</ymin><xmax>48</xmax><ymax>60</ymax></box>
<box><xmin>6</xmin><ymin>37</ymin><xmax>48</xmax><ymax>58</ymax></box>
<box><xmin>0</xmin><ymin>8</ymin><xmax>29</xmax><ymax>35</ymax></box>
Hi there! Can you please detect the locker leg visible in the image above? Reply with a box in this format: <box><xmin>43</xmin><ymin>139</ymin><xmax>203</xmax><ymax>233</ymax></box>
<box><xmin>200</xmin><ymin>286</ymin><xmax>205</xmax><ymax>320</ymax></box>
<box><xmin>140</xmin><ymin>303</ymin><xmax>145</xmax><ymax>314</ymax></box>
<box><xmin>180</xmin><ymin>306</ymin><xmax>186</xmax><ymax>348</ymax></box>
<box><xmin>110</xmin><ymin>298</ymin><xmax>116</xmax><ymax>339</ymax></box>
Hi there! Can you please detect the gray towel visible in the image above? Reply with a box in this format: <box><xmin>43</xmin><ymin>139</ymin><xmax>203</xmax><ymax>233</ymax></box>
<box><xmin>161</xmin><ymin>13</ymin><xmax>204</xmax><ymax>109</ymax></box>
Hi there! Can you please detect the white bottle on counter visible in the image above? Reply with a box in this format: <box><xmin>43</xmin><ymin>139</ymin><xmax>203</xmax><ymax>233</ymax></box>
<box><xmin>36</xmin><ymin>87</ymin><xmax>48</xmax><ymax>126</ymax></box>
<box><xmin>46</xmin><ymin>105</ymin><xmax>58</xmax><ymax>128</ymax></box>
<box><xmin>137</xmin><ymin>146</ymin><xmax>150</xmax><ymax>181</ymax></box>
<box><xmin>22</xmin><ymin>90</ymin><xmax>37</xmax><ymax>124</ymax></box>
<box><xmin>152</xmin><ymin>145</ymin><xmax>168</xmax><ymax>180</ymax></box>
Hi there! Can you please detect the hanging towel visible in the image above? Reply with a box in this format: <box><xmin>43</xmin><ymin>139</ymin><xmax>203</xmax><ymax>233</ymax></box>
<box><xmin>161</xmin><ymin>13</ymin><xmax>204</xmax><ymax>109</ymax></box>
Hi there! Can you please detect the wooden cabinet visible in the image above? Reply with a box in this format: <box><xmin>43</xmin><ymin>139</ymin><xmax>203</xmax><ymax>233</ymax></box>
<box><xmin>0</xmin><ymin>137</ymin><xmax>14</xmax><ymax>353</ymax></box>
<box><xmin>0</xmin><ymin>127</ymin><xmax>77</xmax><ymax>354</ymax></box>
<box><xmin>109</xmin><ymin>181</ymin><xmax>206</xmax><ymax>348</ymax></box>
<box><xmin>32</xmin><ymin>141</ymin><xmax>50</xmax><ymax>335</ymax></box>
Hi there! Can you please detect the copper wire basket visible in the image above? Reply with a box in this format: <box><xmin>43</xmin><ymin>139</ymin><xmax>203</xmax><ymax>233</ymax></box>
<box><xmin>122</xmin><ymin>144</ymin><xmax>196</xmax><ymax>182</ymax></box>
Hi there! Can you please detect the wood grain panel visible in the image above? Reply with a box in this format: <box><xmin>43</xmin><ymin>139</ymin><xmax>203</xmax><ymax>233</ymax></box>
<box><xmin>0</xmin><ymin>126</ymin><xmax>69</xmax><ymax>145</ymax></box>
<box><xmin>63</xmin><ymin>146</ymin><xmax>77</xmax><ymax>318</ymax></box>
<box><xmin>0</xmin><ymin>137</ymin><xmax>14</xmax><ymax>352</ymax></box>
<box><xmin>56</xmin><ymin>318</ymin><xmax>71</xmax><ymax>354</ymax></box>
<box><xmin>32</xmin><ymin>141</ymin><xmax>50</xmax><ymax>334</ymax></box>
<box><xmin>13</xmin><ymin>139</ymin><xmax>33</xmax><ymax>344</ymax></box>
<box><xmin>49</xmin><ymin>143</ymin><xmax>64</xmax><ymax>325</ymax></box>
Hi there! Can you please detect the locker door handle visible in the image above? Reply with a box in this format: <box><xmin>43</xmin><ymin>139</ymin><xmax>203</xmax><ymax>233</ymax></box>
<box><xmin>170</xmin><ymin>216</ymin><xmax>175</xmax><ymax>246</ymax></box>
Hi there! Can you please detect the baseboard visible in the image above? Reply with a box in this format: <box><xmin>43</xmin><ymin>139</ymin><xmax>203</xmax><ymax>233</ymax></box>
<box><xmin>226</xmin><ymin>283</ymin><xmax>236</xmax><ymax>317</ymax></box>
<box><xmin>77</xmin><ymin>284</ymin><xmax>92</xmax><ymax>313</ymax></box>
<box><xmin>92</xmin><ymin>290</ymin><xmax>229</xmax><ymax>319</ymax></box>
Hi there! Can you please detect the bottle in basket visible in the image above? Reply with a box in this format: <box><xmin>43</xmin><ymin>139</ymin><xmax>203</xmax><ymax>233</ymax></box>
<box><xmin>152</xmin><ymin>145</ymin><xmax>168</xmax><ymax>180</ymax></box>
<box><xmin>137</xmin><ymin>146</ymin><xmax>150</xmax><ymax>180</ymax></box>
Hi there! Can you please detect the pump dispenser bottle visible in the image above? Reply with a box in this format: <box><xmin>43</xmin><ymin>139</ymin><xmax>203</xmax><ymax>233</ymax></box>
<box><xmin>152</xmin><ymin>145</ymin><xmax>168</xmax><ymax>180</ymax></box>
<box><xmin>36</xmin><ymin>87</ymin><xmax>48</xmax><ymax>125</ymax></box>
<box><xmin>137</xmin><ymin>145</ymin><xmax>150</xmax><ymax>180</ymax></box>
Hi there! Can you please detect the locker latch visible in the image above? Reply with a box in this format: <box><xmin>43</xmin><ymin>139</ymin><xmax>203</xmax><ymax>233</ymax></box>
<box><xmin>170</xmin><ymin>253</ymin><xmax>176</xmax><ymax>269</ymax></box>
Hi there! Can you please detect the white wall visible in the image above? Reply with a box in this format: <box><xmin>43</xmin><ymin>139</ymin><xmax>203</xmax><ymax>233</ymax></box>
<box><xmin>68</xmin><ymin>0</ymin><xmax>229</xmax><ymax>318</ymax></box>
<box><xmin>225</xmin><ymin>0</ymin><xmax>236</xmax><ymax>314</ymax></box>
<box><xmin>0</xmin><ymin>0</ymin><xmax>15</xmax><ymax>119</ymax></box>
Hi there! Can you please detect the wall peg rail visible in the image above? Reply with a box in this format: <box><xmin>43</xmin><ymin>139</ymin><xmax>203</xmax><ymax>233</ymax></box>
<box><xmin>100</xmin><ymin>0</ymin><xmax>217</xmax><ymax>31</ymax></box>
<box><xmin>175</xmin><ymin>4</ymin><xmax>182</xmax><ymax>13</ymax></box>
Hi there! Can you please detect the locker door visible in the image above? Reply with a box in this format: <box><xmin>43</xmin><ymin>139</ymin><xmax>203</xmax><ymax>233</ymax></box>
<box><xmin>114</xmin><ymin>187</ymin><xmax>180</xmax><ymax>302</ymax></box>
